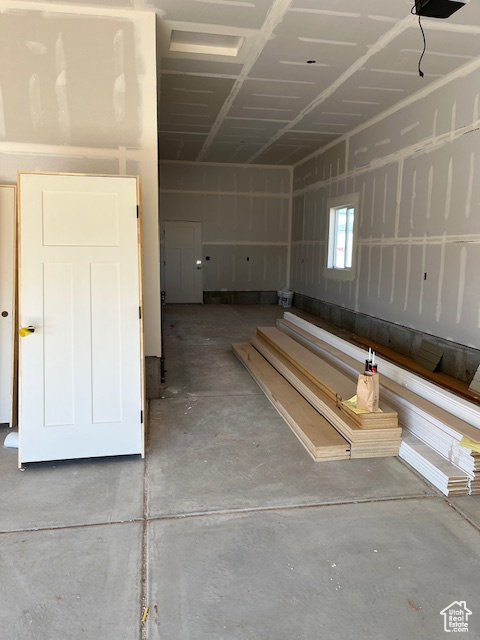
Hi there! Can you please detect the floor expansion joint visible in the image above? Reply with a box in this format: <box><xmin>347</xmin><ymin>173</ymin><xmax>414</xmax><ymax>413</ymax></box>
<box><xmin>145</xmin><ymin>492</ymin><xmax>439</xmax><ymax>523</ymax></box>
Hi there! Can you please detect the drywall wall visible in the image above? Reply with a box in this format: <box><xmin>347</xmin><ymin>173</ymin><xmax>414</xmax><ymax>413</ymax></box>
<box><xmin>292</xmin><ymin>60</ymin><xmax>480</xmax><ymax>349</ymax></box>
<box><xmin>0</xmin><ymin>2</ymin><xmax>160</xmax><ymax>356</ymax></box>
<box><xmin>159</xmin><ymin>161</ymin><xmax>291</xmax><ymax>294</ymax></box>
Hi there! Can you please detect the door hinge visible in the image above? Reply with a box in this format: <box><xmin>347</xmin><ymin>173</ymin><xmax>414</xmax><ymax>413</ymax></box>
<box><xmin>139</xmin><ymin>306</ymin><xmax>142</xmax><ymax>319</ymax></box>
<box><xmin>140</xmin><ymin>410</ymin><xmax>144</xmax><ymax>423</ymax></box>
<box><xmin>136</xmin><ymin>205</ymin><xmax>139</xmax><ymax>219</ymax></box>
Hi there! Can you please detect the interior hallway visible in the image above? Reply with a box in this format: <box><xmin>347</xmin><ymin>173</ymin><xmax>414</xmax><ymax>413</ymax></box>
<box><xmin>1</xmin><ymin>304</ymin><xmax>480</xmax><ymax>639</ymax></box>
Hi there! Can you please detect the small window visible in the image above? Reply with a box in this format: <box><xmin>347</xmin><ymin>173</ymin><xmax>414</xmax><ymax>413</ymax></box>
<box><xmin>325</xmin><ymin>193</ymin><xmax>359</xmax><ymax>281</ymax></box>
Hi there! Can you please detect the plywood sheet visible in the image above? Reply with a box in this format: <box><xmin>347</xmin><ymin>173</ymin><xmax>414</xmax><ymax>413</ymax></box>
<box><xmin>252</xmin><ymin>336</ymin><xmax>400</xmax><ymax>458</ymax></box>
<box><xmin>257</xmin><ymin>326</ymin><xmax>398</xmax><ymax>430</ymax></box>
<box><xmin>232</xmin><ymin>342</ymin><xmax>350</xmax><ymax>462</ymax></box>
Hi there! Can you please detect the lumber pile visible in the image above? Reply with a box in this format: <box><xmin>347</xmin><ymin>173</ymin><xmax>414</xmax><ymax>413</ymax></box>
<box><xmin>256</xmin><ymin>327</ymin><xmax>398</xmax><ymax>430</ymax></box>
<box><xmin>279</xmin><ymin>314</ymin><xmax>480</xmax><ymax>496</ymax></box>
<box><xmin>233</xmin><ymin>343</ymin><xmax>350</xmax><ymax>462</ymax></box>
<box><xmin>352</xmin><ymin>335</ymin><xmax>480</xmax><ymax>405</ymax></box>
<box><xmin>232</xmin><ymin>325</ymin><xmax>401</xmax><ymax>462</ymax></box>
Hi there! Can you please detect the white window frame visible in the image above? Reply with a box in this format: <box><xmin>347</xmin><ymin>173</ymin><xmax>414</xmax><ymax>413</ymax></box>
<box><xmin>324</xmin><ymin>193</ymin><xmax>359</xmax><ymax>282</ymax></box>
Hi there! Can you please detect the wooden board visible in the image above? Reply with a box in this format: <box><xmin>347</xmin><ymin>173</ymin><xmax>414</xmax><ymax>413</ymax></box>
<box><xmin>468</xmin><ymin>366</ymin><xmax>480</xmax><ymax>395</ymax></box>
<box><xmin>252</xmin><ymin>336</ymin><xmax>400</xmax><ymax>458</ymax></box>
<box><xmin>280</xmin><ymin>318</ymin><xmax>480</xmax><ymax>444</ymax></box>
<box><xmin>232</xmin><ymin>342</ymin><xmax>350</xmax><ymax>462</ymax></box>
<box><xmin>278</xmin><ymin>317</ymin><xmax>479</xmax><ymax>491</ymax></box>
<box><xmin>414</xmin><ymin>339</ymin><xmax>443</xmax><ymax>372</ymax></box>
<box><xmin>257</xmin><ymin>326</ymin><xmax>398</xmax><ymax>430</ymax></box>
<box><xmin>352</xmin><ymin>335</ymin><xmax>480</xmax><ymax>405</ymax></box>
<box><xmin>399</xmin><ymin>433</ymin><xmax>470</xmax><ymax>496</ymax></box>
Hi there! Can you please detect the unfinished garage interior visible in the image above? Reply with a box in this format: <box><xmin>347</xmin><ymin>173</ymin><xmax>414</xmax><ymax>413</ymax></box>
<box><xmin>1</xmin><ymin>0</ymin><xmax>480</xmax><ymax>637</ymax></box>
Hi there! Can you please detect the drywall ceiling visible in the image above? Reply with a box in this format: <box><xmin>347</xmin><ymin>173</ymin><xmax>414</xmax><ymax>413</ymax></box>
<box><xmin>154</xmin><ymin>0</ymin><xmax>480</xmax><ymax>165</ymax></box>
<box><xmin>18</xmin><ymin>0</ymin><xmax>480</xmax><ymax>165</ymax></box>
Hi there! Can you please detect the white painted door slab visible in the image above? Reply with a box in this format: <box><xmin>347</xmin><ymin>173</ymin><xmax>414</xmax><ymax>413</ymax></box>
<box><xmin>18</xmin><ymin>173</ymin><xmax>143</xmax><ymax>464</ymax></box>
<box><xmin>0</xmin><ymin>185</ymin><xmax>15</xmax><ymax>425</ymax></box>
<box><xmin>164</xmin><ymin>221</ymin><xmax>203</xmax><ymax>303</ymax></box>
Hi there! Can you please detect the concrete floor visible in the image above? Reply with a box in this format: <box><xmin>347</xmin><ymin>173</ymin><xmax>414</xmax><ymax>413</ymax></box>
<box><xmin>1</xmin><ymin>304</ymin><xmax>480</xmax><ymax>639</ymax></box>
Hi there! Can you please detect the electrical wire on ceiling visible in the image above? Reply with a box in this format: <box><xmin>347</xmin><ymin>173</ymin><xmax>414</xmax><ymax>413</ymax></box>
<box><xmin>411</xmin><ymin>4</ymin><xmax>427</xmax><ymax>78</ymax></box>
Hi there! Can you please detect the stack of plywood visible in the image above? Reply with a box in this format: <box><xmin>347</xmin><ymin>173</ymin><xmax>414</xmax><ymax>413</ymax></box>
<box><xmin>279</xmin><ymin>314</ymin><xmax>480</xmax><ymax>495</ymax></box>
<box><xmin>232</xmin><ymin>342</ymin><xmax>350</xmax><ymax>462</ymax></box>
<box><xmin>233</xmin><ymin>326</ymin><xmax>401</xmax><ymax>461</ymax></box>
<box><xmin>255</xmin><ymin>327</ymin><xmax>398</xmax><ymax>430</ymax></box>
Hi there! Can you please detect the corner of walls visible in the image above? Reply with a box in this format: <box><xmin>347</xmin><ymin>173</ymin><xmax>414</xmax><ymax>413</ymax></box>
<box><xmin>291</xmin><ymin>60</ymin><xmax>480</xmax><ymax>350</ymax></box>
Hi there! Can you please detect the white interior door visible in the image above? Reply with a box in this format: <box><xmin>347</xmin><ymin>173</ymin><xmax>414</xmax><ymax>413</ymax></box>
<box><xmin>0</xmin><ymin>185</ymin><xmax>15</xmax><ymax>425</ymax></box>
<box><xmin>18</xmin><ymin>173</ymin><xmax>144</xmax><ymax>464</ymax></box>
<box><xmin>164</xmin><ymin>221</ymin><xmax>203</xmax><ymax>303</ymax></box>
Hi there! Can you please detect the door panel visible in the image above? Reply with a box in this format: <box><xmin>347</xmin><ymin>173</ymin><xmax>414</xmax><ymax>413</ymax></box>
<box><xmin>164</xmin><ymin>221</ymin><xmax>203</xmax><ymax>303</ymax></box>
<box><xmin>18</xmin><ymin>173</ymin><xmax>143</xmax><ymax>464</ymax></box>
<box><xmin>0</xmin><ymin>186</ymin><xmax>15</xmax><ymax>425</ymax></box>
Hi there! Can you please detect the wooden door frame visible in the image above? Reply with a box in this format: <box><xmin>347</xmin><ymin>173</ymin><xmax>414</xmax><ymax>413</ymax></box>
<box><xmin>0</xmin><ymin>185</ymin><xmax>16</xmax><ymax>427</ymax></box>
<box><xmin>17</xmin><ymin>171</ymin><xmax>145</xmax><ymax>465</ymax></box>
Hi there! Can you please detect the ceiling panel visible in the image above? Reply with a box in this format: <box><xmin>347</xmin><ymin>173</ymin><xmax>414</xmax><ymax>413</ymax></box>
<box><xmin>149</xmin><ymin>0</ymin><xmax>274</xmax><ymax>30</ymax></box>
<box><xmin>203</xmin><ymin>141</ymin><xmax>265</xmax><ymax>163</ymax></box>
<box><xmin>160</xmin><ymin>57</ymin><xmax>243</xmax><ymax>76</ymax></box>
<box><xmin>364</xmin><ymin>25</ymin><xmax>479</xmax><ymax>77</ymax></box>
<box><xmin>290</xmin><ymin>0</ymin><xmax>412</xmax><ymax>19</ymax></box>
<box><xmin>216</xmin><ymin>117</ymin><xmax>290</xmax><ymax>139</ymax></box>
<box><xmin>254</xmin><ymin>142</ymin><xmax>320</xmax><ymax>166</ymax></box>
<box><xmin>23</xmin><ymin>0</ymin><xmax>134</xmax><ymax>5</ymax></box>
<box><xmin>159</xmin><ymin>74</ymin><xmax>236</xmax><ymax>145</ymax></box>
<box><xmin>159</xmin><ymin>132</ymin><xmax>207</xmax><ymax>161</ymax></box>
<box><xmin>249</xmin><ymin>9</ymin><xmax>394</xmax><ymax>83</ymax></box>
<box><xmin>152</xmin><ymin>0</ymin><xmax>480</xmax><ymax>165</ymax></box>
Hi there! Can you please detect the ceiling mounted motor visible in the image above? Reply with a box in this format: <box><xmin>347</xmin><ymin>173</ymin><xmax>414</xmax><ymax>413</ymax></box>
<box><xmin>414</xmin><ymin>0</ymin><xmax>466</xmax><ymax>19</ymax></box>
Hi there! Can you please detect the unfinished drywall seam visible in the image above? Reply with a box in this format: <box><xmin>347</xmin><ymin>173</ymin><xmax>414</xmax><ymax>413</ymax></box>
<box><xmin>404</xmin><ymin>237</ymin><xmax>412</xmax><ymax>312</ymax></box>
<box><xmin>118</xmin><ymin>147</ymin><xmax>127</xmax><ymax>175</ymax></box>
<box><xmin>0</xmin><ymin>140</ymin><xmax>144</xmax><ymax>159</ymax></box>
<box><xmin>293</xmin><ymin>116</ymin><xmax>480</xmax><ymax>197</ymax></box>
<box><xmin>196</xmin><ymin>0</ymin><xmax>294</xmax><ymax>161</ymax></box>
<box><xmin>205</xmin><ymin>241</ymin><xmax>288</xmax><ymax>246</ymax></box>
<box><xmin>248</xmin><ymin>14</ymin><xmax>415</xmax><ymax>163</ymax></box>
<box><xmin>457</xmin><ymin>246</ymin><xmax>467</xmax><ymax>325</ymax></box>
<box><xmin>394</xmin><ymin>159</ymin><xmax>404</xmax><ymax>239</ymax></box>
<box><xmin>377</xmin><ymin>234</ymin><xmax>384</xmax><ymax>299</ymax></box>
<box><xmin>2</xmin><ymin>1</ymin><xmax>151</xmax><ymax>17</ymax></box>
<box><xmin>113</xmin><ymin>29</ymin><xmax>126</xmax><ymax>124</ymax></box>
<box><xmin>292</xmin><ymin>56</ymin><xmax>480</xmax><ymax>171</ymax></box>
<box><xmin>286</xmin><ymin>166</ymin><xmax>293</xmax><ymax>289</ymax></box>
<box><xmin>419</xmin><ymin>235</ymin><xmax>427</xmax><ymax>316</ymax></box>
<box><xmin>55</xmin><ymin>32</ymin><xmax>70</xmax><ymax>142</ymax></box>
<box><xmin>160</xmin><ymin>189</ymin><xmax>289</xmax><ymax>199</ymax></box>
<box><xmin>435</xmin><ymin>234</ymin><xmax>447</xmax><ymax>323</ymax></box>
<box><xmin>29</xmin><ymin>74</ymin><xmax>43</xmax><ymax>132</ymax></box>
<box><xmin>466</xmin><ymin>151</ymin><xmax>474</xmax><ymax>220</ymax></box>
<box><xmin>159</xmin><ymin>158</ymin><xmax>292</xmax><ymax>171</ymax></box>
<box><xmin>356</xmin><ymin>234</ymin><xmax>480</xmax><ymax>246</ymax></box>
